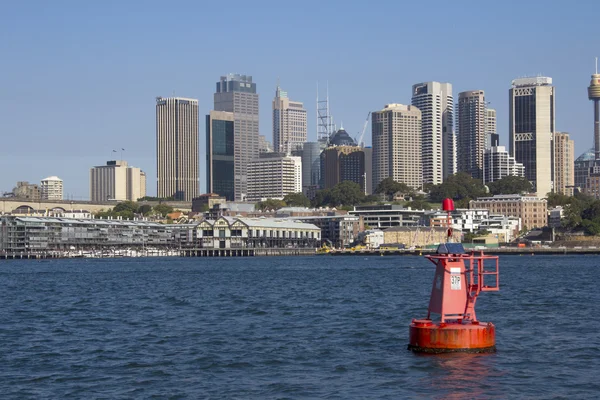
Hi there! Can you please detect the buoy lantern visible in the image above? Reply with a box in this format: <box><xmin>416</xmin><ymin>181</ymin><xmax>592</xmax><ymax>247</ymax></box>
<box><xmin>408</xmin><ymin>243</ymin><xmax>500</xmax><ymax>353</ymax></box>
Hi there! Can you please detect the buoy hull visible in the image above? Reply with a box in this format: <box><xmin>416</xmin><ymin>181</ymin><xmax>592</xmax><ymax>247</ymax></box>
<box><xmin>408</xmin><ymin>319</ymin><xmax>496</xmax><ymax>354</ymax></box>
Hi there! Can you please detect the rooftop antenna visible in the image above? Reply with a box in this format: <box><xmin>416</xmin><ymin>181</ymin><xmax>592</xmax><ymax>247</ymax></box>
<box><xmin>596</xmin><ymin>57</ymin><xmax>598</xmax><ymax>74</ymax></box>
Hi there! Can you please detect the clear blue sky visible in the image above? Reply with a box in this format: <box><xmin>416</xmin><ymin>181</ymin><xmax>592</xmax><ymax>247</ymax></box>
<box><xmin>1</xmin><ymin>0</ymin><xmax>597</xmax><ymax>199</ymax></box>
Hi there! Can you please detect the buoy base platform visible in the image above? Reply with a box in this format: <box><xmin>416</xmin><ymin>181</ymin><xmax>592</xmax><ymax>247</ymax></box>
<box><xmin>408</xmin><ymin>319</ymin><xmax>496</xmax><ymax>354</ymax></box>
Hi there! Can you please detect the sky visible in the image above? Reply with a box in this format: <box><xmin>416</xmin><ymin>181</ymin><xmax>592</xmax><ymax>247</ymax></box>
<box><xmin>1</xmin><ymin>0</ymin><xmax>598</xmax><ymax>200</ymax></box>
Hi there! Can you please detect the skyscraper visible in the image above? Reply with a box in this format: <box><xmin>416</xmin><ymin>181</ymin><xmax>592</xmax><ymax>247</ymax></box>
<box><xmin>213</xmin><ymin>74</ymin><xmax>259</xmax><ymax>201</ymax></box>
<box><xmin>486</xmin><ymin>108</ymin><xmax>498</xmax><ymax>149</ymax></box>
<box><xmin>206</xmin><ymin>111</ymin><xmax>235</xmax><ymax>201</ymax></box>
<box><xmin>554</xmin><ymin>132</ymin><xmax>575</xmax><ymax>196</ymax></box>
<box><xmin>411</xmin><ymin>82</ymin><xmax>454</xmax><ymax>185</ymax></box>
<box><xmin>273</xmin><ymin>85</ymin><xmax>307</xmax><ymax>153</ymax></box>
<box><xmin>300</xmin><ymin>141</ymin><xmax>322</xmax><ymax>195</ymax></box>
<box><xmin>90</xmin><ymin>160</ymin><xmax>146</xmax><ymax>202</ymax></box>
<box><xmin>372</xmin><ymin>104</ymin><xmax>422</xmax><ymax>190</ymax></box>
<box><xmin>457</xmin><ymin>90</ymin><xmax>486</xmax><ymax>180</ymax></box>
<box><xmin>509</xmin><ymin>77</ymin><xmax>555</xmax><ymax>197</ymax></box>
<box><xmin>156</xmin><ymin>97</ymin><xmax>199</xmax><ymax>201</ymax></box>
<box><xmin>320</xmin><ymin>129</ymin><xmax>365</xmax><ymax>191</ymax></box>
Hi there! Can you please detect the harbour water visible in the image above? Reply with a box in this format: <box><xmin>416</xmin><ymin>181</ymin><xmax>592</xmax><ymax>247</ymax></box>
<box><xmin>1</xmin><ymin>255</ymin><xmax>599</xmax><ymax>398</ymax></box>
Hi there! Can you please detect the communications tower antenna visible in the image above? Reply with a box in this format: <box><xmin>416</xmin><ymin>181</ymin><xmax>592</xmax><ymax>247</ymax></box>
<box><xmin>317</xmin><ymin>81</ymin><xmax>333</xmax><ymax>144</ymax></box>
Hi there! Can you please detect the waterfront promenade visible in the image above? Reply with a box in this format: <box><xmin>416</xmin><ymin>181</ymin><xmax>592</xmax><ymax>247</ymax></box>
<box><xmin>4</xmin><ymin>246</ymin><xmax>600</xmax><ymax>260</ymax></box>
<box><xmin>323</xmin><ymin>247</ymin><xmax>600</xmax><ymax>256</ymax></box>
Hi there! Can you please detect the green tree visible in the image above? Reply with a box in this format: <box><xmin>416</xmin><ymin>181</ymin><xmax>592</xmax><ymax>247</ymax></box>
<box><xmin>311</xmin><ymin>181</ymin><xmax>366</xmax><ymax>207</ymax></box>
<box><xmin>113</xmin><ymin>201</ymin><xmax>139</xmax><ymax>214</ymax></box>
<box><xmin>283</xmin><ymin>192</ymin><xmax>311</xmax><ymax>208</ymax></box>
<box><xmin>362</xmin><ymin>194</ymin><xmax>381</xmax><ymax>204</ymax></box>
<box><xmin>582</xmin><ymin>219</ymin><xmax>600</xmax><ymax>235</ymax></box>
<box><xmin>405</xmin><ymin>195</ymin><xmax>433</xmax><ymax>210</ymax></box>
<box><xmin>153</xmin><ymin>204</ymin><xmax>174</xmax><ymax>217</ymax></box>
<box><xmin>487</xmin><ymin>175</ymin><xmax>533</xmax><ymax>195</ymax></box>
<box><xmin>429</xmin><ymin>172</ymin><xmax>487</xmax><ymax>203</ymax></box>
<box><xmin>138</xmin><ymin>204</ymin><xmax>153</xmax><ymax>215</ymax></box>
<box><xmin>562</xmin><ymin>193</ymin><xmax>595</xmax><ymax>229</ymax></box>
<box><xmin>546</xmin><ymin>192</ymin><xmax>572</xmax><ymax>208</ymax></box>
<box><xmin>137</xmin><ymin>196</ymin><xmax>174</xmax><ymax>201</ymax></box>
<box><xmin>256</xmin><ymin>199</ymin><xmax>286</xmax><ymax>211</ymax></box>
<box><xmin>311</xmin><ymin>188</ymin><xmax>332</xmax><ymax>208</ymax></box>
<box><xmin>375</xmin><ymin>177</ymin><xmax>413</xmax><ymax>200</ymax></box>
<box><xmin>328</xmin><ymin>181</ymin><xmax>365</xmax><ymax>206</ymax></box>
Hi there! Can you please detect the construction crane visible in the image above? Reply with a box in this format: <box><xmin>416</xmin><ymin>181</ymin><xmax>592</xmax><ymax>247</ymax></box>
<box><xmin>357</xmin><ymin>111</ymin><xmax>371</xmax><ymax>147</ymax></box>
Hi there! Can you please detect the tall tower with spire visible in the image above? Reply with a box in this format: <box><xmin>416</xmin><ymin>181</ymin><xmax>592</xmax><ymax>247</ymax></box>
<box><xmin>588</xmin><ymin>58</ymin><xmax>600</xmax><ymax>160</ymax></box>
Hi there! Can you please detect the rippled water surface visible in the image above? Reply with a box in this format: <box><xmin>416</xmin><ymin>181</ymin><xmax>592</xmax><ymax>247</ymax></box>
<box><xmin>1</xmin><ymin>255</ymin><xmax>599</xmax><ymax>399</ymax></box>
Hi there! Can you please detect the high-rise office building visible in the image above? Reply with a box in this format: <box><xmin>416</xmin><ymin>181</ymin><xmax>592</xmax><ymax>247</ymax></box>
<box><xmin>509</xmin><ymin>77</ymin><xmax>555</xmax><ymax>197</ymax></box>
<box><xmin>90</xmin><ymin>160</ymin><xmax>146</xmax><ymax>203</ymax></box>
<box><xmin>213</xmin><ymin>74</ymin><xmax>259</xmax><ymax>201</ymax></box>
<box><xmin>41</xmin><ymin>176</ymin><xmax>63</xmax><ymax>200</ymax></box>
<box><xmin>372</xmin><ymin>104</ymin><xmax>422</xmax><ymax>190</ymax></box>
<box><xmin>273</xmin><ymin>85</ymin><xmax>307</xmax><ymax>153</ymax></box>
<box><xmin>247</xmin><ymin>153</ymin><xmax>302</xmax><ymax>201</ymax></box>
<box><xmin>206</xmin><ymin>111</ymin><xmax>235</xmax><ymax>201</ymax></box>
<box><xmin>300</xmin><ymin>141</ymin><xmax>322</xmax><ymax>195</ymax></box>
<box><xmin>554</xmin><ymin>132</ymin><xmax>575</xmax><ymax>196</ymax></box>
<box><xmin>483</xmin><ymin>146</ymin><xmax>525</xmax><ymax>184</ymax></box>
<box><xmin>411</xmin><ymin>82</ymin><xmax>454</xmax><ymax>184</ymax></box>
<box><xmin>457</xmin><ymin>90</ymin><xmax>486</xmax><ymax>180</ymax></box>
<box><xmin>321</xmin><ymin>130</ymin><xmax>366</xmax><ymax>191</ymax></box>
<box><xmin>156</xmin><ymin>97</ymin><xmax>199</xmax><ymax>201</ymax></box>
<box><xmin>486</xmin><ymin>108</ymin><xmax>498</xmax><ymax>149</ymax></box>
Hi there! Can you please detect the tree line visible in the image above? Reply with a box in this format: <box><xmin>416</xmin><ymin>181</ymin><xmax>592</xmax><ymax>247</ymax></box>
<box><xmin>256</xmin><ymin>173</ymin><xmax>536</xmax><ymax>211</ymax></box>
<box><xmin>96</xmin><ymin>201</ymin><xmax>174</xmax><ymax>220</ymax></box>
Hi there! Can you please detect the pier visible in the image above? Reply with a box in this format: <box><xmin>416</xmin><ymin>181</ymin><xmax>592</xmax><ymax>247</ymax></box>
<box><xmin>180</xmin><ymin>248</ymin><xmax>317</xmax><ymax>257</ymax></box>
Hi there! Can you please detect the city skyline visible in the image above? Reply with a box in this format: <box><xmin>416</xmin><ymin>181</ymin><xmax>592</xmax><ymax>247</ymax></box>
<box><xmin>1</xmin><ymin>1</ymin><xmax>598</xmax><ymax>198</ymax></box>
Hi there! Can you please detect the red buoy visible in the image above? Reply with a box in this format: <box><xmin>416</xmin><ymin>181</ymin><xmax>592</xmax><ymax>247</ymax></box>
<box><xmin>408</xmin><ymin>243</ymin><xmax>499</xmax><ymax>353</ymax></box>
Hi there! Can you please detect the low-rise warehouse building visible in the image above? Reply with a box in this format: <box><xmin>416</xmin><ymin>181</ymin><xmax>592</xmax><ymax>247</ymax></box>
<box><xmin>197</xmin><ymin>216</ymin><xmax>320</xmax><ymax>249</ymax></box>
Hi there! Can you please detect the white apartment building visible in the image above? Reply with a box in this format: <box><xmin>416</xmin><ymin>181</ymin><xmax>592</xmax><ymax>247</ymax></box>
<box><xmin>247</xmin><ymin>155</ymin><xmax>302</xmax><ymax>201</ymax></box>
<box><xmin>273</xmin><ymin>85</ymin><xmax>307</xmax><ymax>153</ymax></box>
<box><xmin>90</xmin><ymin>160</ymin><xmax>146</xmax><ymax>202</ymax></box>
<box><xmin>372</xmin><ymin>104</ymin><xmax>422</xmax><ymax>190</ymax></box>
<box><xmin>41</xmin><ymin>176</ymin><xmax>63</xmax><ymax>200</ymax></box>
<box><xmin>483</xmin><ymin>146</ymin><xmax>526</xmax><ymax>184</ymax></box>
<box><xmin>411</xmin><ymin>81</ymin><xmax>455</xmax><ymax>184</ymax></box>
<box><xmin>427</xmin><ymin>209</ymin><xmax>490</xmax><ymax>232</ymax></box>
<box><xmin>427</xmin><ymin>208</ymin><xmax>521</xmax><ymax>241</ymax></box>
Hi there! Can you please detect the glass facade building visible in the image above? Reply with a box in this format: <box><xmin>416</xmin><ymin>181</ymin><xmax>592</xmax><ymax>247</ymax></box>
<box><xmin>206</xmin><ymin>111</ymin><xmax>235</xmax><ymax>201</ymax></box>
